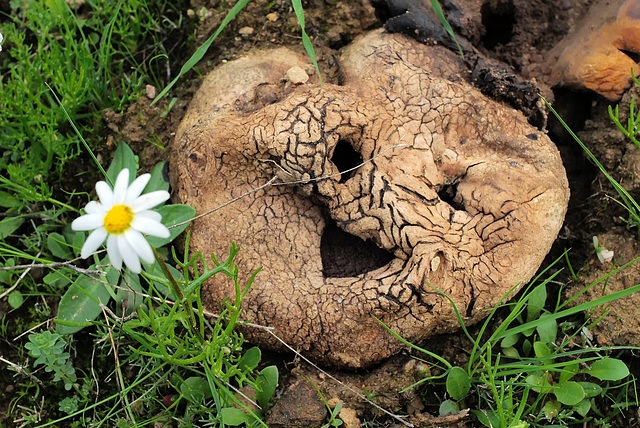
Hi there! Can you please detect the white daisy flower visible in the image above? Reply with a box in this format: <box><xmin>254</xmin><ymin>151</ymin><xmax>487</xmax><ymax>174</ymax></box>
<box><xmin>72</xmin><ymin>168</ymin><xmax>171</xmax><ymax>273</ymax></box>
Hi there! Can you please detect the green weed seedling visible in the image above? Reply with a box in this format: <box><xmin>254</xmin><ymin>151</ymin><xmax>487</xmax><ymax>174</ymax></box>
<box><xmin>608</xmin><ymin>74</ymin><xmax>640</xmax><ymax>151</ymax></box>
<box><xmin>303</xmin><ymin>374</ymin><xmax>343</xmax><ymax>428</ymax></box>
<box><xmin>379</xmin><ymin>251</ymin><xmax>640</xmax><ymax>427</ymax></box>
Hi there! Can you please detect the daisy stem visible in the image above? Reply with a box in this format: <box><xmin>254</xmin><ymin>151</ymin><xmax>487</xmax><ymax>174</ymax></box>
<box><xmin>153</xmin><ymin>247</ymin><xmax>204</xmax><ymax>344</ymax></box>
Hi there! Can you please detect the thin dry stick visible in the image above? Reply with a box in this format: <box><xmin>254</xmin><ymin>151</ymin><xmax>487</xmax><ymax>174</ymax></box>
<box><xmin>0</xmin><ymin>355</ymin><xmax>44</xmax><ymax>386</ymax></box>
<box><xmin>214</xmin><ymin>374</ymin><xmax>263</xmax><ymax>411</ymax></box>
<box><xmin>99</xmin><ymin>302</ymin><xmax>121</xmax><ymax>369</ymax></box>
<box><xmin>170</xmin><ymin>141</ymin><xmax>407</xmax><ymax>229</ymax></box>
<box><xmin>0</xmin><ymin>257</ymin><xmax>107</xmax><ymax>276</ymax></box>
<box><xmin>266</xmin><ymin>329</ymin><xmax>414</xmax><ymax>428</ymax></box>
<box><xmin>90</xmin><ymin>279</ymin><xmax>272</xmax><ymax>332</ymax></box>
<box><xmin>90</xmin><ymin>346</ymin><xmax>100</xmax><ymax>399</ymax></box>
<box><xmin>170</xmin><ymin>176</ymin><xmax>278</xmax><ymax>230</ymax></box>
<box><xmin>97</xmin><ymin>281</ymin><xmax>272</xmax><ymax>332</ymax></box>
<box><xmin>99</xmin><ymin>303</ymin><xmax>138</xmax><ymax>324</ymax></box>
<box><xmin>99</xmin><ymin>300</ymin><xmax>136</xmax><ymax>423</ymax></box>
<box><xmin>13</xmin><ymin>319</ymin><xmax>53</xmax><ymax>342</ymax></box>
<box><xmin>0</xmin><ymin>251</ymin><xmax>42</xmax><ymax>299</ymax></box>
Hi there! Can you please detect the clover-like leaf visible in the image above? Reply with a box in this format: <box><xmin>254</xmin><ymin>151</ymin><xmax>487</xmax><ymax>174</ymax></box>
<box><xmin>586</xmin><ymin>357</ymin><xmax>629</xmax><ymax>381</ymax></box>
<box><xmin>446</xmin><ymin>366</ymin><xmax>471</xmax><ymax>401</ymax></box>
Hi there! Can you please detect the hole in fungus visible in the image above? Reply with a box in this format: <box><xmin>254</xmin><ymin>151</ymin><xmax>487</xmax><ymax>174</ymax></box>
<box><xmin>332</xmin><ymin>140</ymin><xmax>363</xmax><ymax>183</ymax></box>
<box><xmin>437</xmin><ymin>183</ymin><xmax>465</xmax><ymax>211</ymax></box>
<box><xmin>620</xmin><ymin>49</ymin><xmax>640</xmax><ymax>64</ymax></box>
<box><xmin>321</xmin><ymin>218</ymin><xmax>394</xmax><ymax>278</ymax></box>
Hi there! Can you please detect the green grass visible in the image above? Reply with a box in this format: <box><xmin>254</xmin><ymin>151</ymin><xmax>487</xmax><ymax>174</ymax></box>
<box><xmin>380</xmin><ymin>253</ymin><xmax>640</xmax><ymax>426</ymax></box>
<box><xmin>0</xmin><ymin>1</ymin><xmax>279</xmax><ymax>426</ymax></box>
<box><xmin>0</xmin><ymin>0</ymin><xmax>188</xmax><ymax>211</ymax></box>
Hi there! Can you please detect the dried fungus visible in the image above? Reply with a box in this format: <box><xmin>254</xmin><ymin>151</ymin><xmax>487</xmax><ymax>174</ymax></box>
<box><xmin>171</xmin><ymin>30</ymin><xmax>570</xmax><ymax>367</ymax></box>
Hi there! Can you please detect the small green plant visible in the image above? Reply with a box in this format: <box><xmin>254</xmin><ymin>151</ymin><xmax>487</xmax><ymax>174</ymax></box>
<box><xmin>609</xmin><ymin>74</ymin><xmax>640</xmax><ymax>150</ymax></box>
<box><xmin>322</xmin><ymin>400</ymin><xmax>344</xmax><ymax>428</ymax></box>
<box><xmin>24</xmin><ymin>331</ymin><xmax>77</xmax><ymax>391</ymax></box>
<box><xmin>544</xmin><ymin>76</ymin><xmax>640</xmax><ymax>237</ymax></box>
<box><xmin>304</xmin><ymin>375</ymin><xmax>344</xmax><ymax>428</ymax></box>
<box><xmin>58</xmin><ymin>395</ymin><xmax>80</xmax><ymax>415</ymax></box>
<box><xmin>379</xmin><ymin>253</ymin><xmax>640</xmax><ymax>426</ymax></box>
<box><xmin>428</xmin><ymin>0</ymin><xmax>464</xmax><ymax>57</ymax></box>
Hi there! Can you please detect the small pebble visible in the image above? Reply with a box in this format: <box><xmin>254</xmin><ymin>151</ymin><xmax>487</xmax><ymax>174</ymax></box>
<box><xmin>145</xmin><ymin>84</ymin><xmax>156</xmax><ymax>99</ymax></box>
<box><xmin>327</xmin><ymin>397</ymin><xmax>341</xmax><ymax>408</ymax></box>
<box><xmin>266</xmin><ymin>12</ymin><xmax>278</xmax><ymax>22</ymax></box>
<box><xmin>286</xmin><ymin>66</ymin><xmax>309</xmax><ymax>85</ymax></box>
<box><xmin>239</xmin><ymin>26</ymin><xmax>254</xmax><ymax>36</ymax></box>
<box><xmin>339</xmin><ymin>407</ymin><xmax>361</xmax><ymax>428</ymax></box>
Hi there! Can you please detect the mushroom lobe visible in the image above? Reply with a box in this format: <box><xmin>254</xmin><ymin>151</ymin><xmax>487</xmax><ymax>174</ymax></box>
<box><xmin>171</xmin><ymin>30</ymin><xmax>570</xmax><ymax>368</ymax></box>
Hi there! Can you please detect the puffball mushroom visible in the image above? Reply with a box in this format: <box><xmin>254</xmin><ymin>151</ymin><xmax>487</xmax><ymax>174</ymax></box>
<box><xmin>171</xmin><ymin>30</ymin><xmax>570</xmax><ymax>368</ymax></box>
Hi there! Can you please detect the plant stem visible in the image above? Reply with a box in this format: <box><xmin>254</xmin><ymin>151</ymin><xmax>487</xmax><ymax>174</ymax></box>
<box><xmin>153</xmin><ymin>247</ymin><xmax>204</xmax><ymax>343</ymax></box>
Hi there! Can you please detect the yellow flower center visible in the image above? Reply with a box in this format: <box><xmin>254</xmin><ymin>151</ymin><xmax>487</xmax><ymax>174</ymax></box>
<box><xmin>104</xmin><ymin>205</ymin><xmax>133</xmax><ymax>234</ymax></box>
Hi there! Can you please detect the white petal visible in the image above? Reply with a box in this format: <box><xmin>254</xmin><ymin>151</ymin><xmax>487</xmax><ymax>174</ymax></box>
<box><xmin>95</xmin><ymin>181</ymin><xmax>113</xmax><ymax>208</ymax></box>
<box><xmin>134</xmin><ymin>210</ymin><xmax>162</xmax><ymax>223</ymax></box>
<box><xmin>125</xmin><ymin>229</ymin><xmax>155</xmax><ymax>264</ymax></box>
<box><xmin>117</xmin><ymin>234</ymin><xmax>141</xmax><ymax>274</ymax></box>
<box><xmin>107</xmin><ymin>234</ymin><xmax>123</xmax><ymax>270</ymax></box>
<box><xmin>72</xmin><ymin>214</ymin><xmax>104</xmax><ymax>231</ymax></box>
<box><xmin>131</xmin><ymin>217</ymin><xmax>170</xmax><ymax>238</ymax></box>
<box><xmin>125</xmin><ymin>173</ymin><xmax>151</xmax><ymax>204</ymax></box>
<box><xmin>112</xmin><ymin>169</ymin><xmax>130</xmax><ymax>205</ymax></box>
<box><xmin>84</xmin><ymin>200</ymin><xmax>106</xmax><ymax>215</ymax></box>
<box><xmin>130</xmin><ymin>190</ymin><xmax>170</xmax><ymax>212</ymax></box>
<box><xmin>80</xmin><ymin>227</ymin><xmax>107</xmax><ymax>259</ymax></box>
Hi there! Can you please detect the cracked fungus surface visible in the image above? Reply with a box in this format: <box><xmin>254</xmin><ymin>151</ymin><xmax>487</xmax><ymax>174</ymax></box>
<box><xmin>171</xmin><ymin>30</ymin><xmax>570</xmax><ymax>368</ymax></box>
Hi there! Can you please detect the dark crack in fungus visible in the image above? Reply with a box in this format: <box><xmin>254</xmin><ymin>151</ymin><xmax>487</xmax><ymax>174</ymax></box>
<box><xmin>171</xmin><ymin>30</ymin><xmax>570</xmax><ymax>368</ymax></box>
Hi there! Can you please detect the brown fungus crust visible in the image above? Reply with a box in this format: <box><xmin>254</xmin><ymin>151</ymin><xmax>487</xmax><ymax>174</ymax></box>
<box><xmin>548</xmin><ymin>0</ymin><xmax>640</xmax><ymax>101</ymax></box>
<box><xmin>171</xmin><ymin>30</ymin><xmax>570</xmax><ymax>368</ymax></box>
